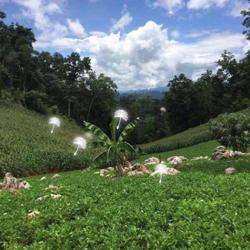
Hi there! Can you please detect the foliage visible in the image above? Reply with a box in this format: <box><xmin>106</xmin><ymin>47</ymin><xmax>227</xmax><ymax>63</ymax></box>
<box><xmin>0</xmin><ymin>104</ymin><xmax>92</xmax><ymax>177</ymax></box>
<box><xmin>242</xmin><ymin>0</ymin><xmax>250</xmax><ymax>41</ymax></box>
<box><xmin>84</xmin><ymin>117</ymin><xmax>138</xmax><ymax>175</ymax></box>
<box><xmin>1</xmin><ymin>7</ymin><xmax>250</xmax><ymax>145</ymax></box>
<box><xmin>0</xmin><ymin>12</ymin><xmax>118</xmax><ymax>134</ymax></box>
<box><xmin>209</xmin><ymin>112</ymin><xmax>250</xmax><ymax>152</ymax></box>
<box><xmin>137</xmin><ymin>140</ymin><xmax>219</xmax><ymax>163</ymax></box>
<box><xmin>140</xmin><ymin>123</ymin><xmax>212</xmax><ymax>154</ymax></box>
<box><xmin>1</xmin><ymin>156</ymin><xmax>250</xmax><ymax>249</ymax></box>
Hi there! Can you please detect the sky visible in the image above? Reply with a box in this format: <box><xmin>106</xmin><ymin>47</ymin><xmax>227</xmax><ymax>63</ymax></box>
<box><xmin>0</xmin><ymin>0</ymin><xmax>249</xmax><ymax>91</ymax></box>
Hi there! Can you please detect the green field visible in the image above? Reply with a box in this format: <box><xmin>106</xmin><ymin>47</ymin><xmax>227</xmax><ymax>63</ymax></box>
<box><xmin>1</xmin><ymin>105</ymin><xmax>250</xmax><ymax>248</ymax></box>
<box><xmin>137</xmin><ymin>140</ymin><xmax>219</xmax><ymax>163</ymax></box>
<box><xmin>1</xmin><ymin>155</ymin><xmax>250</xmax><ymax>249</ymax></box>
<box><xmin>0</xmin><ymin>104</ymin><xmax>91</xmax><ymax>177</ymax></box>
<box><xmin>140</xmin><ymin>108</ymin><xmax>250</xmax><ymax>154</ymax></box>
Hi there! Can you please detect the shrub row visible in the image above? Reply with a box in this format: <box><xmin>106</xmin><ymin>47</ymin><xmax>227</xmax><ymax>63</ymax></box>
<box><xmin>140</xmin><ymin>132</ymin><xmax>212</xmax><ymax>154</ymax></box>
<box><xmin>0</xmin><ymin>104</ymin><xmax>91</xmax><ymax>177</ymax></box>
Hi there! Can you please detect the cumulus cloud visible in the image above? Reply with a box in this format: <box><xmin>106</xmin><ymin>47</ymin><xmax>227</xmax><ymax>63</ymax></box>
<box><xmin>10</xmin><ymin>0</ymin><xmax>68</xmax><ymax>43</ymax></box>
<box><xmin>111</xmin><ymin>5</ymin><xmax>133</xmax><ymax>32</ymax></box>
<box><xmin>4</xmin><ymin>0</ymin><xmax>250</xmax><ymax>90</ymax></box>
<box><xmin>187</xmin><ymin>0</ymin><xmax>229</xmax><ymax>10</ymax></box>
<box><xmin>67</xmin><ymin>18</ymin><xmax>86</xmax><ymax>38</ymax></box>
<box><xmin>149</xmin><ymin>0</ymin><xmax>183</xmax><ymax>14</ymax></box>
<box><xmin>35</xmin><ymin>20</ymin><xmax>248</xmax><ymax>90</ymax></box>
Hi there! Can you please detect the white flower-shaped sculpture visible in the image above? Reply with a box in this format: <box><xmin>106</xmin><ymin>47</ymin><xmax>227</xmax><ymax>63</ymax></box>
<box><xmin>73</xmin><ymin>137</ymin><xmax>87</xmax><ymax>156</ymax></box>
<box><xmin>49</xmin><ymin>117</ymin><xmax>61</xmax><ymax>134</ymax></box>
<box><xmin>84</xmin><ymin>132</ymin><xmax>94</xmax><ymax>141</ymax></box>
<box><xmin>114</xmin><ymin>109</ymin><xmax>128</xmax><ymax>129</ymax></box>
<box><xmin>160</xmin><ymin>107</ymin><xmax>166</xmax><ymax>113</ymax></box>
<box><xmin>154</xmin><ymin>163</ymin><xmax>168</xmax><ymax>184</ymax></box>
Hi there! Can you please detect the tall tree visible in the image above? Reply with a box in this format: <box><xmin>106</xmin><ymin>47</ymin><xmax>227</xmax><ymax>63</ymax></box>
<box><xmin>242</xmin><ymin>0</ymin><xmax>250</xmax><ymax>41</ymax></box>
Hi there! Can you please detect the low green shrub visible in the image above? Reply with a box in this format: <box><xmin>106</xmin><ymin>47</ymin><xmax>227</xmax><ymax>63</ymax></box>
<box><xmin>141</xmin><ymin>132</ymin><xmax>212</xmax><ymax>154</ymax></box>
<box><xmin>1</xmin><ymin>158</ymin><xmax>250</xmax><ymax>249</ymax></box>
<box><xmin>209</xmin><ymin>112</ymin><xmax>250</xmax><ymax>152</ymax></box>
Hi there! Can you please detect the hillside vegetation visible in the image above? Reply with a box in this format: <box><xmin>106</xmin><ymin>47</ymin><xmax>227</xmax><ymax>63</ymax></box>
<box><xmin>140</xmin><ymin>108</ymin><xmax>250</xmax><ymax>154</ymax></box>
<box><xmin>1</xmin><ymin>157</ymin><xmax>250</xmax><ymax>249</ymax></box>
<box><xmin>0</xmin><ymin>104</ymin><xmax>90</xmax><ymax>177</ymax></box>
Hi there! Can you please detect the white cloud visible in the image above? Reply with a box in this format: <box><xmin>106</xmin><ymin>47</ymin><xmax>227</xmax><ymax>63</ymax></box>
<box><xmin>111</xmin><ymin>5</ymin><xmax>133</xmax><ymax>32</ymax></box>
<box><xmin>10</xmin><ymin>0</ymin><xmax>69</xmax><ymax>45</ymax></box>
<box><xmin>149</xmin><ymin>0</ymin><xmax>183</xmax><ymax>14</ymax></box>
<box><xmin>67</xmin><ymin>18</ymin><xmax>86</xmax><ymax>38</ymax></box>
<box><xmin>12</xmin><ymin>0</ymin><xmax>62</xmax><ymax>29</ymax></box>
<box><xmin>185</xmin><ymin>29</ymin><xmax>217</xmax><ymax>38</ymax></box>
<box><xmin>4</xmin><ymin>0</ymin><xmax>250</xmax><ymax>90</ymax></box>
<box><xmin>187</xmin><ymin>0</ymin><xmax>228</xmax><ymax>10</ymax></box>
<box><xmin>35</xmin><ymin>20</ymin><xmax>249</xmax><ymax>90</ymax></box>
<box><xmin>229</xmin><ymin>1</ymin><xmax>249</xmax><ymax>17</ymax></box>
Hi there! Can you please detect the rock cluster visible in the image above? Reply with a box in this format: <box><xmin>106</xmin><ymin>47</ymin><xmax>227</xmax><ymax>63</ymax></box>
<box><xmin>191</xmin><ymin>156</ymin><xmax>210</xmax><ymax>161</ymax></box>
<box><xmin>0</xmin><ymin>173</ymin><xmax>30</xmax><ymax>192</ymax></box>
<box><xmin>167</xmin><ymin>156</ymin><xmax>187</xmax><ymax>166</ymax></box>
<box><xmin>144</xmin><ymin>157</ymin><xmax>160</xmax><ymax>165</ymax></box>
<box><xmin>150</xmin><ymin>167</ymin><xmax>180</xmax><ymax>176</ymax></box>
<box><xmin>97</xmin><ymin>162</ymin><xmax>151</xmax><ymax>177</ymax></box>
<box><xmin>212</xmin><ymin>146</ymin><xmax>246</xmax><ymax>160</ymax></box>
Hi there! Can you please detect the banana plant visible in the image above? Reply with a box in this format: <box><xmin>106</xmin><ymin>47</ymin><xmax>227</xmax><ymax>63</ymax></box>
<box><xmin>84</xmin><ymin>115</ymin><xmax>139</xmax><ymax>176</ymax></box>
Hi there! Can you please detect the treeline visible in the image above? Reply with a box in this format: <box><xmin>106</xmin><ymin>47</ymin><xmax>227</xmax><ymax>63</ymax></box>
<box><xmin>122</xmin><ymin>50</ymin><xmax>250</xmax><ymax>144</ymax></box>
<box><xmin>0</xmin><ymin>11</ymin><xmax>117</xmax><ymax>133</ymax></box>
<box><xmin>1</xmin><ymin>5</ymin><xmax>250</xmax><ymax>144</ymax></box>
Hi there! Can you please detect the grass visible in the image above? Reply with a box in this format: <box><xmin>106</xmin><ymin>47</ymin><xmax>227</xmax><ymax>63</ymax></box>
<box><xmin>139</xmin><ymin>123</ymin><xmax>213</xmax><ymax>154</ymax></box>
<box><xmin>0</xmin><ymin>104</ymin><xmax>92</xmax><ymax>177</ymax></box>
<box><xmin>1</xmin><ymin>156</ymin><xmax>250</xmax><ymax>249</ymax></box>
<box><xmin>140</xmin><ymin>108</ymin><xmax>250</xmax><ymax>154</ymax></box>
<box><xmin>137</xmin><ymin>140</ymin><xmax>219</xmax><ymax>163</ymax></box>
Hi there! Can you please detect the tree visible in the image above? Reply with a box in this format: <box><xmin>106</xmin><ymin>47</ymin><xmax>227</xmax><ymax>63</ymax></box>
<box><xmin>84</xmin><ymin>115</ymin><xmax>139</xmax><ymax>176</ymax></box>
<box><xmin>163</xmin><ymin>74</ymin><xmax>194</xmax><ymax>132</ymax></box>
<box><xmin>242</xmin><ymin>0</ymin><xmax>250</xmax><ymax>41</ymax></box>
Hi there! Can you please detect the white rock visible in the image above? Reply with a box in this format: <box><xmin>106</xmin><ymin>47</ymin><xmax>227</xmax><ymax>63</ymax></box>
<box><xmin>144</xmin><ymin>157</ymin><xmax>160</xmax><ymax>165</ymax></box>
<box><xmin>51</xmin><ymin>194</ymin><xmax>62</xmax><ymax>200</ymax></box>
<box><xmin>52</xmin><ymin>174</ymin><xmax>60</xmax><ymax>179</ymax></box>
<box><xmin>167</xmin><ymin>156</ymin><xmax>187</xmax><ymax>165</ymax></box>
<box><xmin>27</xmin><ymin>210</ymin><xmax>40</xmax><ymax>220</ymax></box>
<box><xmin>225</xmin><ymin>167</ymin><xmax>237</xmax><ymax>175</ymax></box>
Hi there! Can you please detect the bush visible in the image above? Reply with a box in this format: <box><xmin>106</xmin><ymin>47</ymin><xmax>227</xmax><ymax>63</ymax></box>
<box><xmin>141</xmin><ymin>132</ymin><xmax>212</xmax><ymax>154</ymax></box>
<box><xmin>209</xmin><ymin>112</ymin><xmax>250</xmax><ymax>152</ymax></box>
<box><xmin>25</xmin><ymin>90</ymin><xmax>48</xmax><ymax>114</ymax></box>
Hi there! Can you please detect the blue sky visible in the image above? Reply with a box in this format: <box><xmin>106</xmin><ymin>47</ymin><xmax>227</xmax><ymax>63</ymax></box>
<box><xmin>0</xmin><ymin>0</ymin><xmax>249</xmax><ymax>90</ymax></box>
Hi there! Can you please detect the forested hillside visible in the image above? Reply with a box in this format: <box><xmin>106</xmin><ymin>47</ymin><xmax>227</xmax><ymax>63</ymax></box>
<box><xmin>1</xmin><ymin>7</ymin><xmax>250</xmax><ymax>145</ymax></box>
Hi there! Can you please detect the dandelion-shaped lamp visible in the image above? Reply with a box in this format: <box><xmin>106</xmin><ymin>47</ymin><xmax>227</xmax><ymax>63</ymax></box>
<box><xmin>49</xmin><ymin>117</ymin><xmax>61</xmax><ymax>134</ymax></box>
<box><xmin>84</xmin><ymin>132</ymin><xmax>94</xmax><ymax>141</ymax></box>
<box><xmin>160</xmin><ymin>107</ymin><xmax>166</xmax><ymax>113</ymax></box>
<box><xmin>155</xmin><ymin>163</ymin><xmax>168</xmax><ymax>184</ymax></box>
<box><xmin>73</xmin><ymin>137</ymin><xmax>87</xmax><ymax>156</ymax></box>
<box><xmin>114</xmin><ymin>109</ymin><xmax>128</xmax><ymax>130</ymax></box>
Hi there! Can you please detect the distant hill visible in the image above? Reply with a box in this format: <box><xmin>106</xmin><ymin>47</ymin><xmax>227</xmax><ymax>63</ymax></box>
<box><xmin>119</xmin><ymin>86</ymin><xmax>168</xmax><ymax>99</ymax></box>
